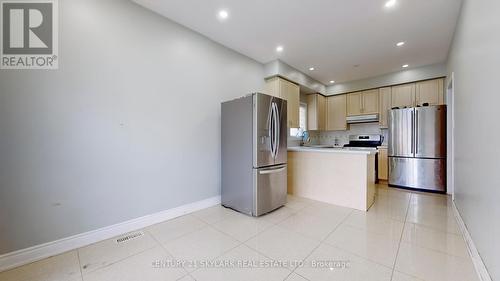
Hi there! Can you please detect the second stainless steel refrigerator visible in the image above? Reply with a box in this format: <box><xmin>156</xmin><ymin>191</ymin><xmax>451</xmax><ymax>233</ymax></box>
<box><xmin>221</xmin><ymin>93</ymin><xmax>287</xmax><ymax>216</ymax></box>
<box><xmin>388</xmin><ymin>105</ymin><xmax>447</xmax><ymax>192</ymax></box>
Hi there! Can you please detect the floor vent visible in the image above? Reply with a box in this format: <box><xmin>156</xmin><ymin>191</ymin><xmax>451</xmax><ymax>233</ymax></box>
<box><xmin>115</xmin><ymin>231</ymin><xmax>144</xmax><ymax>244</ymax></box>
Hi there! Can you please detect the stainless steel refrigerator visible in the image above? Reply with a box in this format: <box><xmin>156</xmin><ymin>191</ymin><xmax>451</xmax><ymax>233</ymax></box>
<box><xmin>388</xmin><ymin>105</ymin><xmax>447</xmax><ymax>192</ymax></box>
<box><xmin>221</xmin><ymin>93</ymin><xmax>287</xmax><ymax>216</ymax></box>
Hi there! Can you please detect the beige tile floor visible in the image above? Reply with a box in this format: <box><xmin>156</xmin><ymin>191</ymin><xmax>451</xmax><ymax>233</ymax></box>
<box><xmin>0</xmin><ymin>184</ymin><xmax>479</xmax><ymax>281</ymax></box>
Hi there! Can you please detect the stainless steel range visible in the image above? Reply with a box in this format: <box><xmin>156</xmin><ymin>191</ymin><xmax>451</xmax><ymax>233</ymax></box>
<box><xmin>344</xmin><ymin>134</ymin><xmax>384</xmax><ymax>150</ymax></box>
<box><xmin>344</xmin><ymin>135</ymin><xmax>384</xmax><ymax>182</ymax></box>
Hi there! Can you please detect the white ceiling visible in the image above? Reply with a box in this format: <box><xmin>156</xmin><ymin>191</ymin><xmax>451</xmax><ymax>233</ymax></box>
<box><xmin>133</xmin><ymin>0</ymin><xmax>462</xmax><ymax>85</ymax></box>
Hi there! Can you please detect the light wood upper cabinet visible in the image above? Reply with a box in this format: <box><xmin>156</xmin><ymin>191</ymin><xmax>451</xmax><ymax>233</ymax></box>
<box><xmin>347</xmin><ymin>92</ymin><xmax>363</xmax><ymax>116</ymax></box>
<box><xmin>266</xmin><ymin>77</ymin><xmax>445</xmax><ymax>132</ymax></box>
<box><xmin>391</xmin><ymin>79</ymin><xmax>445</xmax><ymax>109</ymax></box>
<box><xmin>307</xmin><ymin>94</ymin><xmax>326</xmax><ymax>131</ymax></box>
<box><xmin>379</xmin><ymin>87</ymin><xmax>392</xmax><ymax>128</ymax></box>
<box><xmin>326</xmin><ymin>95</ymin><xmax>347</xmax><ymax>131</ymax></box>
<box><xmin>347</xmin><ymin>90</ymin><xmax>379</xmax><ymax>116</ymax></box>
<box><xmin>362</xmin><ymin>89</ymin><xmax>379</xmax><ymax>114</ymax></box>
<box><xmin>264</xmin><ymin>77</ymin><xmax>280</xmax><ymax>98</ymax></box>
<box><xmin>282</xmin><ymin>80</ymin><xmax>300</xmax><ymax>128</ymax></box>
<box><xmin>391</xmin><ymin>83</ymin><xmax>416</xmax><ymax>108</ymax></box>
<box><xmin>265</xmin><ymin>77</ymin><xmax>300</xmax><ymax>128</ymax></box>
<box><xmin>317</xmin><ymin>95</ymin><xmax>326</xmax><ymax>130</ymax></box>
<box><xmin>416</xmin><ymin>78</ymin><xmax>444</xmax><ymax>106</ymax></box>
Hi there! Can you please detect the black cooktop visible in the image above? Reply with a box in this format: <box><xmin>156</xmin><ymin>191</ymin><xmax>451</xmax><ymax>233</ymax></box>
<box><xmin>344</xmin><ymin>141</ymin><xmax>382</xmax><ymax>148</ymax></box>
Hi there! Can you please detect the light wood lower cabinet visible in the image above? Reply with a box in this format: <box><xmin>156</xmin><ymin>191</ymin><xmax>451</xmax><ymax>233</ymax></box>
<box><xmin>307</xmin><ymin>94</ymin><xmax>326</xmax><ymax>131</ymax></box>
<box><xmin>378</xmin><ymin>147</ymin><xmax>388</xmax><ymax>180</ymax></box>
<box><xmin>265</xmin><ymin>77</ymin><xmax>300</xmax><ymax>128</ymax></box>
<box><xmin>326</xmin><ymin>95</ymin><xmax>347</xmax><ymax>131</ymax></box>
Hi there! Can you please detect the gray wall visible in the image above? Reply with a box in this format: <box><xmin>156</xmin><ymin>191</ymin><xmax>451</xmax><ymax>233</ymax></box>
<box><xmin>0</xmin><ymin>0</ymin><xmax>265</xmax><ymax>254</ymax></box>
<box><xmin>326</xmin><ymin>63</ymin><xmax>447</xmax><ymax>95</ymax></box>
<box><xmin>446</xmin><ymin>0</ymin><xmax>500</xmax><ymax>279</ymax></box>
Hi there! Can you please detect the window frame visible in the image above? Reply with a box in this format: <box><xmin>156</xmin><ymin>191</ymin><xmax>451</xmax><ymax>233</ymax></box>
<box><xmin>290</xmin><ymin>102</ymin><xmax>308</xmax><ymax>137</ymax></box>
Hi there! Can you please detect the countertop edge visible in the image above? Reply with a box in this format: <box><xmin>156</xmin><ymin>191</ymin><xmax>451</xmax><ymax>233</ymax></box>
<box><xmin>287</xmin><ymin>147</ymin><xmax>376</xmax><ymax>155</ymax></box>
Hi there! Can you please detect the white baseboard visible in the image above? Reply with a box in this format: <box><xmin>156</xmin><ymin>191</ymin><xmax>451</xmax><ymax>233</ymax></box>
<box><xmin>452</xmin><ymin>201</ymin><xmax>492</xmax><ymax>281</ymax></box>
<box><xmin>0</xmin><ymin>196</ymin><xmax>221</xmax><ymax>273</ymax></box>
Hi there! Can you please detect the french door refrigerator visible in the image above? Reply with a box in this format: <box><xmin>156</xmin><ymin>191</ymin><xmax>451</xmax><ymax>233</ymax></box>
<box><xmin>221</xmin><ymin>93</ymin><xmax>287</xmax><ymax>216</ymax></box>
<box><xmin>388</xmin><ymin>105</ymin><xmax>447</xmax><ymax>192</ymax></box>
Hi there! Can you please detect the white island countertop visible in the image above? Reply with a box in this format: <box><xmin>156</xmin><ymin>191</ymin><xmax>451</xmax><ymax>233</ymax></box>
<box><xmin>288</xmin><ymin>146</ymin><xmax>377</xmax><ymax>155</ymax></box>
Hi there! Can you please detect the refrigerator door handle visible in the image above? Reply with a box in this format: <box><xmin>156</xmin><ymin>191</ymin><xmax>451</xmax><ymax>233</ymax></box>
<box><xmin>259</xmin><ymin>166</ymin><xmax>286</xmax><ymax>175</ymax></box>
<box><xmin>411</xmin><ymin>110</ymin><xmax>414</xmax><ymax>155</ymax></box>
<box><xmin>273</xmin><ymin>102</ymin><xmax>280</xmax><ymax>158</ymax></box>
<box><xmin>273</xmin><ymin>104</ymin><xmax>277</xmax><ymax>158</ymax></box>
<box><xmin>268</xmin><ymin>104</ymin><xmax>275</xmax><ymax>158</ymax></box>
<box><xmin>415</xmin><ymin>110</ymin><xmax>419</xmax><ymax>155</ymax></box>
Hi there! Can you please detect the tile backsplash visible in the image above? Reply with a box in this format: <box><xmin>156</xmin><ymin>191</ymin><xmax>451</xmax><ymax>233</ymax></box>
<box><xmin>307</xmin><ymin>123</ymin><xmax>388</xmax><ymax>146</ymax></box>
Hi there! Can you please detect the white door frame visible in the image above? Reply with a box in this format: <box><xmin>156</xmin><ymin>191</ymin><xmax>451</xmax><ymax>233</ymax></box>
<box><xmin>446</xmin><ymin>73</ymin><xmax>455</xmax><ymax>200</ymax></box>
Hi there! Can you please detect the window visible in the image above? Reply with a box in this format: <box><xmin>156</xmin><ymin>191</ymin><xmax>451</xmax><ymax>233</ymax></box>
<box><xmin>290</xmin><ymin>102</ymin><xmax>307</xmax><ymax>137</ymax></box>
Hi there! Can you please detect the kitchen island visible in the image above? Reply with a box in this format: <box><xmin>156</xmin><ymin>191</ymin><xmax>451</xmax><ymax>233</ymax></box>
<box><xmin>287</xmin><ymin>146</ymin><xmax>376</xmax><ymax>211</ymax></box>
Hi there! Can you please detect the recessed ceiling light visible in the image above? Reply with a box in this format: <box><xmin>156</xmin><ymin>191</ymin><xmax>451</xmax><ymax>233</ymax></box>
<box><xmin>396</xmin><ymin>41</ymin><xmax>405</xmax><ymax>47</ymax></box>
<box><xmin>330</xmin><ymin>80</ymin><xmax>335</xmax><ymax>84</ymax></box>
<box><xmin>402</xmin><ymin>64</ymin><xmax>409</xmax><ymax>68</ymax></box>
<box><xmin>309</xmin><ymin>67</ymin><xmax>315</xmax><ymax>71</ymax></box>
<box><xmin>217</xmin><ymin>10</ymin><xmax>229</xmax><ymax>20</ymax></box>
<box><xmin>276</xmin><ymin>46</ymin><xmax>284</xmax><ymax>53</ymax></box>
<box><xmin>385</xmin><ymin>0</ymin><xmax>396</xmax><ymax>8</ymax></box>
